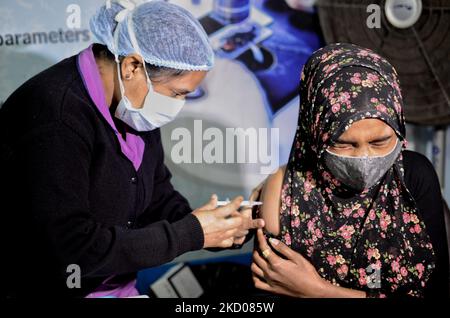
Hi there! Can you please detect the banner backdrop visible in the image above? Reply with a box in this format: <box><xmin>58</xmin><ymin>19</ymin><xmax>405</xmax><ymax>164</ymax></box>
<box><xmin>0</xmin><ymin>0</ymin><xmax>322</xmax><ymax>203</ymax></box>
<box><xmin>0</xmin><ymin>1</ymin><xmax>444</xmax><ymax>263</ymax></box>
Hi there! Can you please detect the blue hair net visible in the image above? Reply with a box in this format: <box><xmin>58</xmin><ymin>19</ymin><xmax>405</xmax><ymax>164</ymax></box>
<box><xmin>90</xmin><ymin>0</ymin><xmax>214</xmax><ymax>71</ymax></box>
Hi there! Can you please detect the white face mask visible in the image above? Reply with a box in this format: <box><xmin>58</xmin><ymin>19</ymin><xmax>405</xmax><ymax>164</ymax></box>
<box><xmin>112</xmin><ymin>12</ymin><xmax>185</xmax><ymax>132</ymax></box>
<box><xmin>114</xmin><ymin>62</ymin><xmax>185</xmax><ymax>132</ymax></box>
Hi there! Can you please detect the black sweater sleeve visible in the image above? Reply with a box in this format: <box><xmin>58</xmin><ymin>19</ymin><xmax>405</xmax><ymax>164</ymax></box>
<box><xmin>22</xmin><ymin>120</ymin><xmax>204</xmax><ymax>279</ymax></box>
<box><xmin>403</xmin><ymin>150</ymin><xmax>449</xmax><ymax>298</ymax></box>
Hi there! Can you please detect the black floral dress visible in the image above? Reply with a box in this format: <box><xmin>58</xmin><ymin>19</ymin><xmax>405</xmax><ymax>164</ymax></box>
<box><xmin>259</xmin><ymin>43</ymin><xmax>435</xmax><ymax>297</ymax></box>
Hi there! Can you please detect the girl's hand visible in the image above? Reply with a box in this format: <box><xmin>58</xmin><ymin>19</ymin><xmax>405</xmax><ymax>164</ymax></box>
<box><xmin>251</xmin><ymin>229</ymin><xmax>328</xmax><ymax>298</ymax></box>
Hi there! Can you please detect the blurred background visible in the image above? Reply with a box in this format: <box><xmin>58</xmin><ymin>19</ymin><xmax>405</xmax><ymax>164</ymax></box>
<box><xmin>1</xmin><ymin>0</ymin><xmax>449</xmax><ymax>296</ymax></box>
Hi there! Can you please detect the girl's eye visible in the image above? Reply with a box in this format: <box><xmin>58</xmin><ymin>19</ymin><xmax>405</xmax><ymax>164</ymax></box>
<box><xmin>370</xmin><ymin>141</ymin><xmax>388</xmax><ymax>147</ymax></box>
<box><xmin>331</xmin><ymin>143</ymin><xmax>353</xmax><ymax>149</ymax></box>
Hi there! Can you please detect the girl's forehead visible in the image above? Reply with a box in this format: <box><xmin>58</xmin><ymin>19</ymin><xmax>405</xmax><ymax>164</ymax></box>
<box><xmin>336</xmin><ymin>118</ymin><xmax>395</xmax><ymax>139</ymax></box>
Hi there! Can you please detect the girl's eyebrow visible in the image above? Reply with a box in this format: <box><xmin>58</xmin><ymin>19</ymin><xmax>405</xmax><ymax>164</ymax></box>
<box><xmin>369</xmin><ymin>135</ymin><xmax>393</xmax><ymax>143</ymax></box>
<box><xmin>334</xmin><ymin>135</ymin><xmax>392</xmax><ymax>144</ymax></box>
<box><xmin>333</xmin><ymin>137</ymin><xmax>355</xmax><ymax>144</ymax></box>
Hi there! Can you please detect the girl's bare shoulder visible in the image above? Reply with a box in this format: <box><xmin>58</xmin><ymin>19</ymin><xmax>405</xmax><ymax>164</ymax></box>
<box><xmin>259</xmin><ymin>165</ymin><xmax>286</xmax><ymax>236</ymax></box>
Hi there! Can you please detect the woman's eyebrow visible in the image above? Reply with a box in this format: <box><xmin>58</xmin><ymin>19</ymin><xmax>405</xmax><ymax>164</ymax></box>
<box><xmin>172</xmin><ymin>88</ymin><xmax>193</xmax><ymax>95</ymax></box>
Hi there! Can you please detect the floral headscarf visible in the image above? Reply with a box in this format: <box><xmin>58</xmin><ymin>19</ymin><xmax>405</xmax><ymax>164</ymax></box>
<box><xmin>273</xmin><ymin>43</ymin><xmax>435</xmax><ymax>297</ymax></box>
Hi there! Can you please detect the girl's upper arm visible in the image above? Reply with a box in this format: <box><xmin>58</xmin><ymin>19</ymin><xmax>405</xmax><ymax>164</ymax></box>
<box><xmin>259</xmin><ymin>165</ymin><xmax>286</xmax><ymax>236</ymax></box>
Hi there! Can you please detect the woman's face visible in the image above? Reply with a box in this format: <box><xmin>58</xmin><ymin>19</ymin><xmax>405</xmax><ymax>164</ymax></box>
<box><xmin>151</xmin><ymin>71</ymin><xmax>207</xmax><ymax>100</ymax></box>
<box><xmin>328</xmin><ymin>118</ymin><xmax>398</xmax><ymax>157</ymax></box>
<box><xmin>118</xmin><ymin>54</ymin><xmax>207</xmax><ymax>108</ymax></box>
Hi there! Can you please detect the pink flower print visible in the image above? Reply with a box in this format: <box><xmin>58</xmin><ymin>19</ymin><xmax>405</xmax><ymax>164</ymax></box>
<box><xmin>391</xmin><ymin>260</ymin><xmax>400</xmax><ymax>272</ymax></box>
<box><xmin>416</xmin><ymin>263</ymin><xmax>424</xmax><ymax>279</ymax></box>
<box><xmin>359</xmin><ymin>277</ymin><xmax>367</xmax><ymax>286</ymax></box>
<box><xmin>358</xmin><ymin>208</ymin><xmax>365</xmax><ymax>217</ymax></box>
<box><xmin>376</xmin><ymin>104</ymin><xmax>387</xmax><ymax>113</ymax></box>
<box><xmin>343</xmin><ymin>208</ymin><xmax>352</xmax><ymax>217</ymax></box>
<box><xmin>380</xmin><ymin>219</ymin><xmax>388</xmax><ymax>231</ymax></box>
<box><xmin>380</xmin><ymin>210</ymin><xmax>391</xmax><ymax>231</ymax></box>
<box><xmin>304</xmin><ymin>180</ymin><xmax>313</xmax><ymax>193</ymax></box>
<box><xmin>367</xmin><ymin>248</ymin><xmax>381</xmax><ymax>260</ymax></box>
<box><xmin>307</xmin><ymin>220</ymin><xmax>315</xmax><ymax>232</ymax></box>
<box><xmin>338</xmin><ymin>92</ymin><xmax>351</xmax><ymax>104</ymax></box>
<box><xmin>322</xmin><ymin>171</ymin><xmax>331</xmax><ymax>181</ymax></box>
<box><xmin>369</xmin><ymin>53</ymin><xmax>381</xmax><ymax>61</ymax></box>
<box><xmin>291</xmin><ymin>217</ymin><xmax>300</xmax><ymax>228</ymax></box>
<box><xmin>339</xmin><ymin>225</ymin><xmax>355</xmax><ymax>240</ymax></box>
<box><xmin>400</xmin><ymin>267</ymin><xmax>408</xmax><ymax>277</ymax></box>
<box><xmin>327</xmin><ymin>255</ymin><xmax>337</xmax><ymax>266</ymax></box>
<box><xmin>350</xmin><ymin>75</ymin><xmax>361</xmax><ymax>84</ymax></box>
<box><xmin>394</xmin><ymin>100</ymin><xmax>402</xmax><ymax>113</ymax></box>
<box><xmin>373</xmin><ymin>260</ymin><xmax>382</xmax><ymax>270</ymax></box>
<box><xmin>368</xmin><ymin>209</ymin><xmax>376</xmax><ymax>221</ymax></box>
<box><xmin>326</xmin><ymin>63</ymin><xmax>338</xmax><ymax>73</ymax></box>
<box><xmin>307</xmin><ymin>246</ymin><xmax>314</xmax><ymax>257</ymax></box>
<box><xmin>285</xmin><ymin>195</ymin><xmax>291</xmax><ymax>207</ymax></box>
<box><xmin>332</xmin><ymin>178</ymin><xmax>341</xmax><ymax>186</ymax></box>
<box><xmin>370</xmin><ymin>97</ymin><xmax>379</xmax><ymax>103</ymax></box>
<box><xmin>331</xmin><ymin>103</ymin><xmax>341</xmax><ymax>113</ymax></box>
<box><xmin>284</xmin><ymin>232</ymin><xmax>292</xmax><ymax>246</ymax></box>
<box><xmin>414</xmin><ymin>223</ymin><xmax>422</xmax><ymax>234</ymax></box>
<box><xmin>315</xmin><ymin>228</ymin><xmax>323</xmax><ymax>238</ymax></box>
<box><xmin>367</xmin><ymin>73</ymin><xmax>379</xmax><ymax>82</ymax></box>
<box><xmin>358</xmin><ymin>50</ymin><xmax>369</xmax><ymax>57</ymax></box>
<box><xmin>358</xmin><ymin>268</ymin><xmax>367</xmax><ymax>286</ymax></box>
<box><xmin>315</xmin><ymin>113</ymin><xmax>321</xmax><ymax>127</ymax></box>
<box><xmin>359</xmin><ymin>268</ymin><xmax>366</xmax><ymax>277</ymax></box>
<box><xmin>402</xmin><ymin>212</ymin><xmax>411</xmax><ymax>224</ymax></box>
<box><xmin>337</xmin><ymin>264</ymin><xmax>348</xmax><ymax>278</ymax></box>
